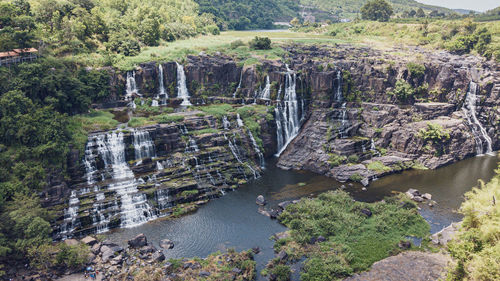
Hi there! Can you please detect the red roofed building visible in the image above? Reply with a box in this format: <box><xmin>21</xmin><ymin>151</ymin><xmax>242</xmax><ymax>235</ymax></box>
<box><xmin>0</xmin><ymin>48</ymin><xmax>39</xmax><ymax>66</ymax></box>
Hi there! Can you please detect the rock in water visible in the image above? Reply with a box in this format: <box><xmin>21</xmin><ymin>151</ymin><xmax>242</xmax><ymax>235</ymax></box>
<box><xmin>160</xmin><ymin>239</ymin><xmax>174</xmax><ymax>249</ymax></box>
<box><xmin>128</xmin><ymin>233</ymin><xmax>147</xmax><ymax>248</ymax></box>
<box><xmin>256</xmin><ymin>195</ymin><xmax>266</xmax><ymax>206</ymax></box>
<box><xmin>398</xmin><ymin>240</ymin><xmax>411</xmax><ymax>249</ymax></box>
<box><xmin>361</xmin><ymin>208</ymin><xmax>372</xmax><ymax>217</ymax></box>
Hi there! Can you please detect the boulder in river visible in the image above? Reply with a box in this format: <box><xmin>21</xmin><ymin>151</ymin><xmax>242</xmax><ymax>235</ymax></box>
<box><xmin>256</xmin><ymin>195</ymin><xmax>266</xmax><ymax>206</ymax></box>
<box><xmin>160</xmin><ymin>239</ymin><xmax>174</xmax><ymax>249</ymax></box>
<box><xmin>422</xmin><ymin>193</ymin><xmax>432</xmax><ymax>200</ymax></box>
<box><xmin>360</xmin><ymin>208</ymin><xmax>372</xmax><ymax>217</ymax></box>
<box><xmin>398</xmin><ymin>241</ymin><xmax>411</xmax><ymax>249</ymax></box>
<box><xmin>277</xmin><ymin>250</ymin><xmax>288</xmax><ymax>261</ymax></box>
<box><xmin>128</xmin><ymin>233</ymin><xmax>148</xmax><ymax>248</ymax></box>
<box><xmin>278</xmin><ymin>201</ymin><xmax>292</xmax><ymax>210</ymax></box>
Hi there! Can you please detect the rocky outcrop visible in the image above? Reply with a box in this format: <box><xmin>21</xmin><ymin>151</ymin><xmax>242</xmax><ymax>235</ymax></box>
<box><xmin>344</xmin><ymin>251</ymin><xmax>451</xmax><ymax>281</ymax></box>
<box><xmin>278</xmin><ymin>44</ymin><xmax>500</xmax><ymax>184</ymax></box>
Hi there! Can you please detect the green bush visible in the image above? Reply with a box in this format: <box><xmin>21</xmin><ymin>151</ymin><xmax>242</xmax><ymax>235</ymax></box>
<box><xmin>249</xmin><ymin>36</ymin><xmax>272</xmax><ymax>50</ymax></box>
<box><xmin>407</xmin><ymin>62</ymin><xmax>426</xmax><ymax>81</ymax></box>
<box><xmin>349</xmin><ymin>173</ymin><xmax>363</xmax><ymax>182</ymax></box>
<box><xmin>348</xmin><ymin>154</ymin><xmax>359</xmax><ymax>163</ymax></box>
<box><xmin>269</xmin><ymin>264</ymin><xmax>291</xmax><ymax>281</ymax></box>
<box><xmin>329</xmin><ymin>153</ymin><xmax>347</xmax><ymax>167</ymax></box>
<box><xmin>230</xmin><ymin>39</ymin><xmax>246</xmax><ymax>49</ymax></box>
<box><xmin>389</xmin><ymin>80</ymin><xmax>415</xmax><ymax>102</ymax></box>
<box><xmin>56</xmin><ymin>243</ymin><xmax>90</xmax><ymax>269</ymax></box>
<box><xmin>418</xmin><ymin>122</ymin><xmax>450</xmax><ymax>143</ymax></box>
<box><xmin>367</xmin><ymin>161</ymin><xmax>392</xmax><ymax>172</ymax></box>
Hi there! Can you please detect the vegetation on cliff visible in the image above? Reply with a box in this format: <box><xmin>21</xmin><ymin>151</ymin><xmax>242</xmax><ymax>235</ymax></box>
<box><xmin>274</xmin><ymin>190</ymin><xmax>430</xmax><ymax>280</ymax></box>
<box><xmin>447</xmin><ymin>165</ymin><xmax>500</xmax><ymax>280</ymax></box>
<box><xmin>0</xmin><ymin>59</ymin><xmax>109</xmax><ymax>275</ymax></box>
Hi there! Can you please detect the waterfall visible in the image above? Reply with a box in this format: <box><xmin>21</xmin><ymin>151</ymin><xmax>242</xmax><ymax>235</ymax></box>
<box><xmin>275</xmin><ymin>65</ymin><xmax>301</xmax><ymax>156</ymax></box>
<box><xmin>462</xmin><ymin>82</ymin><xmax>493</xmax><ymax>155</ymax></box>
<box><xmin>156</xmin><ymin>189</ymin><xmax>171</xmax><ymax>211</ymax></box>
<box><xmin>156</xmin><ymin>161</ymin><xmax>164</xmax><ymax>171</ymax></box>
<box><xmin>125</xmin><ymin>71</ymin><xmax>139</xmax><ymax>100</ymax></box>
<box><xmin>60</xmin><ymin>190</ymin><xmax>80</xmax><ymax>237</ymax></box>
<box><xmin>259</xmin><ymin>75</ymin><xmax>271</xmax><ymax>100</ymax></box>
<box><xmin>339</xmin><ymin>103</ymin><xmax>349</xmax><ymax>139</ymax></box>
<box><xmin>222</xmin><ymin>116</ymin><xmax>231</xmax><ymax>130</ymax></box>
<box><xmin>335</xmin><ymin>70</ymin><xmax>343</xmax><ymax>102</ymax></box>
<box><xmin>276</xmin><ymin>84</ymin><xmax>282</xmax><ymax>101</ymax></box>
<box><xmin>97</xmin><ymin>132</ymin><xmax>156</xmax><ymax>228</ymax></box>
<box><xmin>233</xmin><ymin>69</ymin><xmax>243</xmax><ymax>98</ymax></box>
<box><xmin>83</xmin><ymin>140</ymin><xmax>97</xmax><ymax>186</ymax></box>
<box><xmin>176</xmin><ymin>62</ymin><xmax>191</xmax><ymax>106</ymax></box>
<box><xmin>156</xmin><ymin>64</ymin><xmax>168</xmax><ymax>106</ymax></box>
<box><xmin>185</xmin><ymin>137</ymin><xmax>199</xmax><ymax>153</ymax></box>
<box><xmin>133</xmin><ymin>129</ymin><xmax>155</xmax><ymax>162</ymax></box>
<box><xmin>224</xmin><ymin>134</ymin><xmax>259</xmax><ymax>179</ymax></box>
<box><xmin>248</xmin><ymin>130</ymin><xmax>265</xmax><ymax>168</ymax></box>
<box><xmin>236</xmin><ymin>114</ymin><xmax>244</xmax><ymax>127</ymax></box>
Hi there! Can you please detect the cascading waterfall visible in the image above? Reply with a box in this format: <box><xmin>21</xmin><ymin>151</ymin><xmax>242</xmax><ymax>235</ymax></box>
<box><xmin>236</xmin><ymin>114</ymin><xmax>244</xmax><ymax>127</ymax></box>
<box><xmin>276</xmin><ymin>84</ymin><xmax>282</xmax><ymax>101</ymax></box>
<box><xmin>185</xmin><ymin>137</ymin><xmax>199</xmax><ymax>153</ymax></box>
<box><xmin>462</xmin><ymin>82</ymin><xmax>493</xmax><ymax>155</ymax></box>
<box><xmin>233</xmin><ymin>69</ymin><xmax>243</xmax><ymax>98</ymax></box>
<box><xmin>176</xmin><ymin>62</ymin><xmax>192</xmax><ymax>106</ymax></box>
<box><xmin>335</xmin><ymin>70</ymin><xmax>343</xmax><ymax>102</ymax></box>
<box><xmin>153</xmin><ymin>64</ymin><xmax>168</xmax><ymax>107</ymax></box>
<box><xmin>275</xmin><ymin>65</ymin><xmax>300</xmax><ymax>156</ymax></box>
<box><xmin>133</xmin><ymin>129</ymin><xmax>156</xmax><ymax>163</ymax></box>
<box><xmin>259</xmin><ymin>75</ymin><xmax>271</xmax><ymax>100</ymax></box>
<box><xmin>91</xmin><ymin>132</ymin><xmax>156</xmax><ymax>229</ymax></box>
<box><xmin>126</xmin><ymin>71</ymin><xmax>139</xmax><ymax>100</ymax></box>
<box><xmin>222</xmin><ymin>116</ymin><xmax>231</xmax><ymax>130</ymax></box>
<box><xmin>60</xmin><ymin>190</ymin><xmax>80</xmax><ymax>237</ymax></box>
<box><xmin>334</xmin><ymin>69</ymin><xmax>349</xmax><ymax>139</ymax></box>
<box><xmin>224</xmin><ymin>134</ymin><xmax>259</xmax><ymax>179</ymax></box>
<box><xmin>248</xmin><ymin>130</ymin><xmax>265</xmax><ymax>168</ymax></box>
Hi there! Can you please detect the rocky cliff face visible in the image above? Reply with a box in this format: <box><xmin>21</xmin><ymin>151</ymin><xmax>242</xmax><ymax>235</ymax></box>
<box><xmin>278</xmin><ymin>44</ymin><xmax>500</xmax><ymax>184</ymax></box>
<box><xmin>47</xmin><ymin>43</ymin><xmax>500</xmax><ymax>237</ymax></box>
<box><xmin>49</xmin><ymin>112</ymin><xmax>273</xmax><ymax>239</ymax></box>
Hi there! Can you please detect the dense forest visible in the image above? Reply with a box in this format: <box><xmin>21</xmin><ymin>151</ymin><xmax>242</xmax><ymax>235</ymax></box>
<box><xmin>0</xmin><ymin>0</ymin><xmax>219</xmax><ymax>56</ymax></box>
<box><xmin>195</xmin><ymin>0</ymin><xmax>299</xmax><ymax>30</ymax></box>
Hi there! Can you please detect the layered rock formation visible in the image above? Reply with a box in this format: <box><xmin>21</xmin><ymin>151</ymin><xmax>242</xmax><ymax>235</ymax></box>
<box><xmin>45</xmin><ymin>43</ymin><xmax>500</xmax><ymax>237</ymax></box>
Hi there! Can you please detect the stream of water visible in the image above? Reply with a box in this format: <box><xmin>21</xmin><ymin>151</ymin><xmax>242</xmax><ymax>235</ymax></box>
<box><xmin>106</xmin><ymin>154</ymin><xmax>498</xmax><ymax>278</ymax></box>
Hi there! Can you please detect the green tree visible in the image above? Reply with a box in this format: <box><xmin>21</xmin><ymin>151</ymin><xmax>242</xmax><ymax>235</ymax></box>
<box><xmin>361</xmin><ymin>0</ymin><xmax>394</xmax><ymax>22</ymax></box>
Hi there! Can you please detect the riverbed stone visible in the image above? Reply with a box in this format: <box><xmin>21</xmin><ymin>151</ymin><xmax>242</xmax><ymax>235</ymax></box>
<box><xmin>160</xmin><ymin>239</ymin><xmax>174</xmax><ymax>249</ymax></box>
<box><xmin>81</xmin><ymin>236</ymin><xmax>98</xmax><ymax>246</ymax></box>
<box><xmin>256</xmin><ymin>195</ymin><xmax>266</xmax><ymax>206</ymax></box>
<box><xmin>128</xmin><ymin>233</ymin><xmax>147</xmax><ymax>248</ymax></box>
<box><xmin>422</xmin><ymin>193</ymin><xmax>432</xmax><ymax>200</ymax></box>
<box><xmin>360</xmin><ymin>208</ymin><xmax>372</xmax><ymax>217</ymax></box>
<box><xmin>277</xmin><ymin>250</ymin><xmax>288</xmax><ymax>261</ymax></box>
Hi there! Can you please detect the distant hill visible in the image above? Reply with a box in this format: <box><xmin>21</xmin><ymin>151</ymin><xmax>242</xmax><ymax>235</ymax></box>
<box><xmin>474</xmin><ymin>6</ymin><xmax>500</xmax><ymax>21</ymax></box>
<box><xmin>299</xmin><ymin>0</ymin><xmax>453</xmax><ymax>20</ymax></box>
<box><xmin>453</xmin><ymin>9</ymin><xmax>478</xmax><ymax>15</ymax></box>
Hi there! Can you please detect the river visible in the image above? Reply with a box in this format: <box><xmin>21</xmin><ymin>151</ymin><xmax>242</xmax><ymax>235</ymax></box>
<box><xmin>106</xmin><ymin>154</ymin><xmax>498</xmax><ymax>278</ymax></box>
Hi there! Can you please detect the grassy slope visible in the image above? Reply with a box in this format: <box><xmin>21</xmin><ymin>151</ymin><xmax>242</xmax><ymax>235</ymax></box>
<box><xmin>447</xmin><ymin>165</ymin><xmax>500</xmax><ymax>280</ymax></box>
<box><xmin>74</xmin><ymin>30</ymin><xmax>338</xmax><ymax>70</ymax></box>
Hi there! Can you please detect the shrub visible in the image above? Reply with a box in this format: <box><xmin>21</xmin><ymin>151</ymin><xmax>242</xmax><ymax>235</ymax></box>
<box><xmin>367</xmin><ymin>161</ymin><xmax>392</xmax><ymax>172</ymax></box>
<box><xmin>418</xmin><ymin>122</ymin><xmax>450</xmax><ymax>143</ymax></box>
<box><xmin>230</xmin><ymin>39</ymin><xmax>246</xmax><ymax>49</ymax></box>
<box><xmin>329</xmin><ymin>154</ymin><xmax>347</xmax><ymax>167</ymax></box>
<box><xmin>348</xmin><ymin>154</ymin><xmax>359</xmax><ymax>163</ymax></box>
<box><xmin>389</xmin><ymin>80</ymin><xmax>415</xmax><ymax>102</ymax></box>
<box><xmin>249</xmin><ymin>36</ymin><xmax>272</xmax><ymax>50</ymax></box>
<box><xmin>55</xmin><ymin>243</ymin><xmax>90</xmax><ymax>269</ymax></box>
<box><xmin>269</xmin><ymin>264</ymin><xmax>291</xmax><ymax>281</ymax></box>
<box><xmin>407</xmin><ymin>62</ymin><xmax>426</xmax><ymax>81</ymax></box>
<box><xmin>349</xmin><ymin>173</ymin><xmax>363</xmax><ymax>182</ymax></box>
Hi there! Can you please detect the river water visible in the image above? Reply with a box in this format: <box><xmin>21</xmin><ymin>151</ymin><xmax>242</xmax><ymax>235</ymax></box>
<box><xmin>106</xmin><ymin>154</ymin><xmax>498</xmax><ymax>277</ymax></box>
